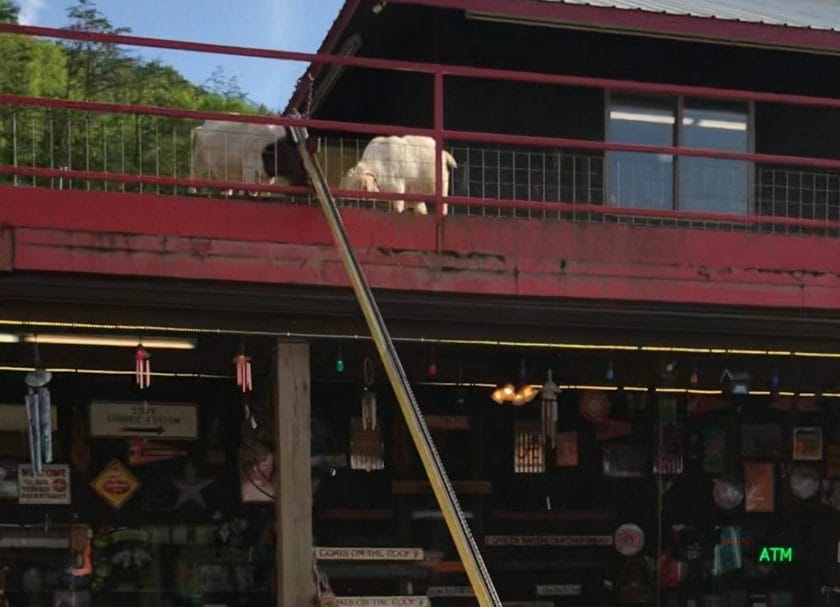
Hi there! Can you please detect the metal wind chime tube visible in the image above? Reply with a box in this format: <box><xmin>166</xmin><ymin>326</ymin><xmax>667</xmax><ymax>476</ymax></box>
<box><xmin>234</xmin><ymin>353</ymin><xmax>253</xmax><ymax>393</ymax></box>
<box><xmin>541</xmin><ymin>369</ymin><xmax>559</xmax><ymax>449</ymax></box>
<box><xmin>24</xmin><ymin>389</ymin><xmax>42</xmax><ymax>474</ymax></box>
<box><xmin>135</xmin><ymin>344</ymin><xmax>151</xmax><ymax>389</ymax></box>
<box><xmin>24</xmin><ymin>343</ymin><xmax>53</xmax><ymax>474</ymax></box>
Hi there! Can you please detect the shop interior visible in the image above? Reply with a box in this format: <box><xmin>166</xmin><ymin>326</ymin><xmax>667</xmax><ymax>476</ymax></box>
<box><xmin>0</xmin><ymin>326</ymin><xmax>839</xmax><ymax>607</ymax></box>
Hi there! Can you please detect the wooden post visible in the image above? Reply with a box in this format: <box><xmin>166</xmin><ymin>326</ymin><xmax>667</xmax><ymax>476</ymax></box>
<box><xmin>274</xmin><ymin>340</ymin><xmax>315</xmax><ymax>606</ymax></box>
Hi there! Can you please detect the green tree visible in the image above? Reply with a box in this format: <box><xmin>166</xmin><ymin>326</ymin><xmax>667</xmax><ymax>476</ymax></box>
<box><xmin>0</xmin><ymin>0</ymin><xmax>19</xmax><ymax>23</ymax></box>
<box><xmin>63</xmin><ymin>0</ymin><xmax>132</xmax><ymax>101</ymax></box>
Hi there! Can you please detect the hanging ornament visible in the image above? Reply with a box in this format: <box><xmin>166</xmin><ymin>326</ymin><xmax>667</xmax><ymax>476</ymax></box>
<box><xmin>135</xmin><ymin>345</ymin><xmax>151</xmax><ymax>389</ymax></box>
<box><xmin>24</xmin><ymin>342</ymin><xmax>52</xmax><ymax>474</ymax></box>
<box><xmin>770</xmin><ymin>370</ymin><xmax>780</xmax><ymax>393</ymax></box>
<box><xmin>361</xmin><ymin>391</ymin><xmax>377</xmax><ymax>431</ymax></box>
<box><xmin>540</xmin><ymin>369</ymin><xmax>560</xmax><ymax>449</ymax></box>
<box><xmin>336</xmin><ymin>348</ymin><xmax>345</xmax><ymax>373</ymax></box>
<box><xmin>234</xmin><ymin>353</ymin><xmax>253</xmax><ymax>393</ymax></box>
<box><xmin>361</xmin><ymin>356</ymin><xmax>377</xmax><ymax>430</ymax></box>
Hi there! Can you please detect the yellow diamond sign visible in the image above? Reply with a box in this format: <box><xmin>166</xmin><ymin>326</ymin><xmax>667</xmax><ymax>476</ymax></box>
<box><xmin>91</xmin><ymin>459</ymin><xmax>141</xmax><ymax>510</ymax></box>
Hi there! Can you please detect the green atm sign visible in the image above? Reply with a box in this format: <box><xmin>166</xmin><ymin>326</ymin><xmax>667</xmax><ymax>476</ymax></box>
<box><xmin>758</xmin><ymin>546</ymin><xmax>793</xmax><ymax>563</ymax></box>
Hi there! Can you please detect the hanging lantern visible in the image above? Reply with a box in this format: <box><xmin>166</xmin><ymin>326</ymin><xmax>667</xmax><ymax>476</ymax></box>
<box><xmin>135</xmin><ymin>345</ymin><xmax>151</xmax><ymax>389</ymax></box>
<box><xmin>540</xmin><ymin>369</ymin><xmax>560</xmax><ymax>449</ymax></box>
<box><xmin>234</xmin><ymin>354</ymin><xmax>253</xmax><ymax>393</ymax></box>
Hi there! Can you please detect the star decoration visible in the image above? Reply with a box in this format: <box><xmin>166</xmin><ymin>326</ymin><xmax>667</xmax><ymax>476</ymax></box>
<box><xmin>171</xmin><ymin>464</ymin><xmax>214</xmax><ymax>509</ymax></box>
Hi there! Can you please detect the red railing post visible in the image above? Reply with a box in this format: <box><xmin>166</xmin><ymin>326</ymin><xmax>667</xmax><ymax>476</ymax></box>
<box><xmin>434</xmin><ymin>69</ymin><xmax>445</xmax><ymax>218</ymax></box>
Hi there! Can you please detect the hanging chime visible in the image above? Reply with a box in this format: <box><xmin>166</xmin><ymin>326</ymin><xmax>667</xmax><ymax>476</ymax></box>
<box><xmin>135</xmin><ymin>345</ymin><xmax>151</xmax><ymax>389</ymax></box>
<box><xmin>24</xmin><ymin>350</ymin><xmax>53</xmax><ymax>474</ymax></box>
<box><xmin>540</xmin><ymin>369</ymin><xmax>560</xmax><ymax>449</ymax></box>
<box><xmin>234</xmin><ymin>353</ymin><xmax>253</xmax><ymax>393</ymax></box>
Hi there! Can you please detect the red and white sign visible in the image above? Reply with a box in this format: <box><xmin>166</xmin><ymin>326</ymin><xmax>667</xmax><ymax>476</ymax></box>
<box><xmin>18</xmin><ymin>465</ymin><xmax>71</xmax><ymax>505</ymax></box>
<box><xmin>90</xmin><ymin>459</ymin><xmax>141</xmax><ymax>510</ymax></box>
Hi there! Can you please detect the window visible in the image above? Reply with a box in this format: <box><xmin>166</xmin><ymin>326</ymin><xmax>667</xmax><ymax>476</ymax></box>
<box><xmin>607</xmin><ymin>95</ymin><xmax>751</xmax><ymax>214</ymax></box>
<box><xmin>608</xmin><ymin>96</ymin><xmax>675</xmax><ymax>209</ymax></box>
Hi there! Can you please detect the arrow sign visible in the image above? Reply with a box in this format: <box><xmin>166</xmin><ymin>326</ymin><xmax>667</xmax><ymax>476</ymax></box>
<box><xmin>90</xmin><ymin>402</ymin><xmax>197</xmax><ymax>440</ymax></box>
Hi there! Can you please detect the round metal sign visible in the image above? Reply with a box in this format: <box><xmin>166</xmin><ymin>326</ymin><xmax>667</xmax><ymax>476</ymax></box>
<box><xmin>614</xmin><ymin>523</ymin><xmax>645</xmax><ymax>556</ymax></box>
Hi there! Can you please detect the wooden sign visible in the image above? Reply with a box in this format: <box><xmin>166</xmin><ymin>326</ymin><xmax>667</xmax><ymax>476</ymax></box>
<box><xmin>536</xmin><ymin>585</ymin><xmax>581</xmax><ymax>596</ymax></box>
<box><xmin>89</xmin><ymin>401</ymin><xmax>198</xmax><ymax>439</ymax></box>
<box><xmin>336</xmin><ymin>597</ymin><xmax>430</xmax><ymax>607</ymax></box>
<box><xmin>0</xmin><ymin>404</ymin><xmax>58</xmax><ymax>432</ymax></box>
<box><xmin>424</xmin><ymin>415</ymin><xmax>470</xmax><ymax>431</ymax></box>
<box><xmin>427</xmin><ymin>586</ymin><xmax>474</xmax><ymax>597</ymax></box>
<box><xmin>90</xmin><ymin>459</ymin><xmax>141</xmax><ymax>510</ymax></box>
<box><xmin>314</xmin><ymin>547</ymin><xmax>424</xmax><ymax>561</ymax></box>
<box><xmin>18</xmin><ymin>464</ymin><xmax>71</xmax><ymax>505</ymax></box>
<box><xmin>485</xmin><ymin>535</ymin><xmax>613</xmax><ymax>547</ymax></box>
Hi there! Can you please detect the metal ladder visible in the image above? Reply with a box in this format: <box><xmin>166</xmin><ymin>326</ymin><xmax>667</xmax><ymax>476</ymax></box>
<box><xmin>289</xmin><ymin>125</ymin><xmax>501</xmax><ymax>607</ymax></box>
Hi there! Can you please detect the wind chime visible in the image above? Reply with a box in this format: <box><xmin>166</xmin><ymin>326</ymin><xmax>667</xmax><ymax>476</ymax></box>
<box><xmin>350</xmin><ymin>357</ymin><xmax>384</xmax><ymax>471</ymax></box>
<box><xmin>540</xmin><ymin>369</ymin><xmax>560</xmax><ymax>449</ymax></box>
<box><xmin>135</xmin><ymin>344</ymin><xmax>151</xmax><ymax>389</ymax></box>
<box><xmin>234</xmin><ymin>353</ymin><xmax>253</xmax><ymax>393</ymax></box>
<box><xmin>24</xmin><ymin>343</ymin><xmax>52</xmax><ymax>474</ymax></box>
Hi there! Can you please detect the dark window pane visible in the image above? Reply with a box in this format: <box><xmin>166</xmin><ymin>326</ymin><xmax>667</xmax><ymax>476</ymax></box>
<box><xmin>608</xmin><ymin>97</ymin><xmax>675</xmax><ymax>209</ymax></box>
<box><xmin>680</xmin><ymin>103</ymin><xmax>749</xmax><ymax>214</ymax></box>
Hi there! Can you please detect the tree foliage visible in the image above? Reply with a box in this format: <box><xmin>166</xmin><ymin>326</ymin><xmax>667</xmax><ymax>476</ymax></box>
<box><xmin>0</xmin><ymin>0</ymin><xmax>275</xmax><ymax>189</ymax></box>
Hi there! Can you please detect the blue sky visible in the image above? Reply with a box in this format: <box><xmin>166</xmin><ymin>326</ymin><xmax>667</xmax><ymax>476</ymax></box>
<box><xmin>19</xmin><ymin>0</ymin><xmax>346</xmax><ymax>110</ymax></box>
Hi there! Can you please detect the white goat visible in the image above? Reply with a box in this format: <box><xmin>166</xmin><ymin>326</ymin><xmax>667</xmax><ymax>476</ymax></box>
<box><xmin>340</xmin><ymin>135</ymin><xmax>457</xmax><ymax>215</ymax></box>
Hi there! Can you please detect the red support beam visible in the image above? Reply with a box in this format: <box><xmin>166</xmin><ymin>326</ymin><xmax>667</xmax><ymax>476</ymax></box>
<box><xmin>3</xmin><ymin>187</ymin><xmax>840</xmax><ymax>311</ymax></box>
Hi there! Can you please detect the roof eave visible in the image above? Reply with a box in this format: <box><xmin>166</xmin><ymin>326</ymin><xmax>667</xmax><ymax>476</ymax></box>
<box><xmin>390</xmin><ymin>0</ymin><xmax>840</xmax><ymax>54</ymax></box>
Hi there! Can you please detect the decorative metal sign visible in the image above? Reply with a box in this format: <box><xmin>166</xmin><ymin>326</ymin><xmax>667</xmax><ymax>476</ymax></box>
<box><xmin>90</xmin><ymin>459</ymin><xmax>141</xmax><ymax>510</ymax></box>
<box><xmin>18</xmin><ymin>464</ymin><xmax>70</xmax><ymax>505</ymax></box>
<box><xmin>614</xmin><ymin>524</ymin><xmax>645</xmax><ymax>556</ymax></box>
<box><xmin>89</xmin><ymin>401</ymin><xmax>198</xmax><ymax>439</ymax></box>
<box><xmin>314</xmin><ymin>547</ymin><xmax>424</xmax><ymax>560</ymax></box>
<box><xmin>485</xmin><ymin>535</ymin><xmax>613</xmax><ymax>547</ymax></box>
<box><xmin>427</xmin><ymin>587</ymin><xmax>474</xmax><ymax>597</ymax></box>
<box><xmin>335</xmin><ymin>597</ymin><xmax>430</xmax><ymax>607</ymax></box>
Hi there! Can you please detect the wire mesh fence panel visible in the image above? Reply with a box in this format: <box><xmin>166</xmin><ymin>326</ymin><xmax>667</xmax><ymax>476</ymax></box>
<box><xmin>4</xmin><ymin>115</ymin><xmax>840</xmax><ymax>237</ymax></box>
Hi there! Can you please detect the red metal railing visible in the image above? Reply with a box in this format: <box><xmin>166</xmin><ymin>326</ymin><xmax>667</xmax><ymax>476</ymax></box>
<box><xmin>2</xmin><ymin>23</ymin><xmax>840</xmax><ymax>233</ymax></box>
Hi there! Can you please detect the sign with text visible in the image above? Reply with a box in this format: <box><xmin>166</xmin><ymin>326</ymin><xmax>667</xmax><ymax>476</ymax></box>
<box><xmin>89</xmin><ymin>401</ymin><xmax>198</xmax><ymax>439</ymax></box>
<box><xmin>485</xmin><ymin>535</ymin><xmax>613</xmax><ymax>547</ymax></box>
<box><xmin>90</xmin><ymin>459</ymin><xmax>140</xmax><ymax>510</ymax></box>
<box><xmin>336</xmin><ymin>598</ymin><xmax>430</xmax><ymax>607</ymax></box>
<box><xmin>18</xmin><ymin>464</ymin><xmax>71</xmax><ymax>505</ymax></box>
<box><xmin>536</xmin><ymin>585</ymin><xmax>581</xmax><ymax>596</ymax></box>
<box><xmin>427</xmin><ymin>587</ymin><xmax>474</xmax><ymax>598</ymax></box>
<box><xmin>314</xmin><ymin>547</ymin><xmax>424</xmax><ymax>561</ymax></box>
